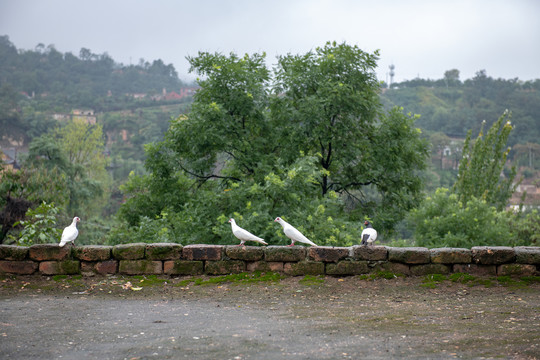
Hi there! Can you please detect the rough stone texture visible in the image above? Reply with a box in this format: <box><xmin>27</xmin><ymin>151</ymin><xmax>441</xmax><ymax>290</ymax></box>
<box><xmin>112</xmin><ymin>243</ymin><xmax>146</xmax><ymax>260</ymax></box>
<box><xmin>430</xmin><ymin>248</ymin><xmax>472</xmax><ymax>264</ymax></box>
<box><xmin>96</xmin><ymin>260</ymin><xmax>118</xmax><ymax>274</ymax></box>
<box><xmin>351</xmin><ymin>245</ymin><xmax>388</xmax><ymax>261</ymax></box>
<box><xmin>0</xmin><ymin>245</ymin><xmax>29</xmax><ymax>261</ymax></box>
<box><xmin>265</xmin><ymin>246</ymin><xmax>306</xmax><ymax>262</ymax></box>
<box><xmin>514</xmin><ymin>247</ymin><xmax>540</xmax><ymax>265</ymax></box>
<box><xmin>73</xmin><ymin>246</ymin><xmax>112</xmax><ymax>261</ymax></box>
<box><xmin>205</xmin><ymin>260</ymin><xmax>245</xmax><ymax>275</ymax></box>
<box><xmin>326</xmin><ymin>260</ymin><xmax>369</xmax><ymax>275</ymax></box>
<box><xmin>471</xmin><ymin>246</ymin><xmax>515</xmax><ymax>265</ymax></box>
<box><xmin>81</xmin><ymin>260</ymin><xmax>118</xmax><ymax>276</ymax></box>
<box><xmin>410</xmin><ymin>264</ymin><xmax>451</xmax><ymax>276</ymax></box>
<box><xmin>246</xmin><ymin>261</ymin><xmax>284</xmax><ymax>272</ymax></box>
<box><xmin>182</xmin><ymin>245</ymin><xmax>223</xmax><ymax>261</ymax></box>
<box><xmin>118</xmin><ymin>260</ymin><xmax>162</xmax><ymax>275</ymax></box>
<box><xmin>29</xmin><ymin>244</ymin><xmax>71</xmax><ymax>261</ymax></box>
<box><xmin>80</xmin><ymin>262</ymin><xmax>96</xmax><ymax>276</ymax></box>
<box><xmin>370</xmin><ymin>261</ymin><xmax>411</xmax><ymax>276</ymax></box>
<box><xmin>145</xmin><ymin>243</ymin><xmax>182</xmax><ymax>260</ymax></box>
<box><xmin>163</xmin><ymin>260</ymin><xmax>203</xmax><ymax>275</ymax></box>
<box><xmin>308</xmin><ymin>247</ymin><xmax>349</xmax><ymax>263</ymax></box>
<box><xmin>453</xmin><ymin>264</ymin><xmax>497</xmax><ymax>276</ymax></box>
<box><xmin>388</xmin><ymin>247</ymin><xmax>430</xmax><ymax>264</ymax></box>
<box><xmin>4</xmin><ymin>245</ymin><xmax>539</xmax><ymax>278</ymax></box>
<box><xmin>497</xmin><ymin>264</ymin><xmax>538</xmax><ymax>277</ymax></box>
<box><xmin>283</xmin><ymin>261</ymin><xmax>324</xmax><ymax>276</ymax></box>
<box><xmin>39</xmin><ymin>260</ymin><xmax>80</xmax><ymax>275</ymax></box>
<box><xmin>225</xmin><ymin>246</ymin><xmax>264</xmax><ymax>261</ymax></box>
<box><xmin>0</xmin><ymin>260</ymin><xmax>38</xmax><ymax>274</ymax></box>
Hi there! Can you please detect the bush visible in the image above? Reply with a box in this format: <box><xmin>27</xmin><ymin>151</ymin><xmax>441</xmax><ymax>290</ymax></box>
<box><xmin>9</xmin><ymin>202</ymin><xmax>62</xmax><ymax>246</ymax></box>
<box><xmin>409</xmin><ymin>188</ymin><xmax>534</xmax><ymax>248</ymax></box>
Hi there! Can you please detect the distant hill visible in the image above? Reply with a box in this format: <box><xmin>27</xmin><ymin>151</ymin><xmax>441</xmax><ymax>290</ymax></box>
<box><xmin>380</xmin><ymin>71</ymin><xmax>540</xmax><ymax>148</ymax></box>
<box><xmin>0</xmin><ymin>35</ymin><xmax>188</xmax><ymax>107</ymax></box>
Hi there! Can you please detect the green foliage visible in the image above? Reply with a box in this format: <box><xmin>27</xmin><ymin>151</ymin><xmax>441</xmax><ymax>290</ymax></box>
<box><xmin>10</xmin><ymin>202</ymin><xmax>61</xmax><ymax>246</ymax></box>
<box><xmin>118</xmin><ymin>42</ymin><xmax>429</xmax><ymax>243</ymax></box>
<box><xmin>508</xmin><ymin>209</ymin><xmax>540</xmax><ymax>246</ymax></box>
<box><xmin>382</xmin><ymin>71</ymin><xmax>540</xmax><ymax>147</ymax></box>
<box><xmin>454</xmin><ymin>111</ymin><xmax>517</xmax><ymax>210</ymax></box>
<box><xmin>107</xmin><ymin>211</ymin><xmax>182</xmax><ymax>244</ymax></box>
<box><xmin>410</xmin><ymin>188</ymin><xmax>535</xmax><ymax>248</ymax></box>
<box><xmin>0</xmin><ymin>35</ymin><xmax>184</xmax><ymax>109</ymax></box>
<box><xmin>24</xmin><ymin>121</ymin><xmax>111</xmax><ymax>219</ymax></box>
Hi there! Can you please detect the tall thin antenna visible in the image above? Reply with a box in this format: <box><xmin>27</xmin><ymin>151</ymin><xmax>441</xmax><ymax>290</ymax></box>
<box><xmin>389</xmin><ymin>64</ymin><xmax>395</xmax><ymax>87</ymax></box>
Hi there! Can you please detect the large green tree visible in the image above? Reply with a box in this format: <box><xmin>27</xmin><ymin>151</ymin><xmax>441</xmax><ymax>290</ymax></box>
<box><xmin>453</xmin><ymin>110</ymin><xmax>517</xmax><ymax>210</ymax></box>
<box><xmin>118</xmin><ymin>42</ymin><xmax>429</xmax><ymax>244</ymax></box>
<box><xmin>25</xmin><ymin>120</ymin><xmax>110</xmax><ymax>218</ymax></box>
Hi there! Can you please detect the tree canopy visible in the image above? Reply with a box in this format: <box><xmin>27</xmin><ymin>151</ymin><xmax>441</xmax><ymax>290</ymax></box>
<box><xmin>117</xmin><ymin>42</ymin><xmax>429</xmax><ymax>245</ymax></box>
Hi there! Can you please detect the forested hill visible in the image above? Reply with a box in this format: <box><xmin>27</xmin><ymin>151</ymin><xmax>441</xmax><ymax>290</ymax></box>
<box><xmin>0</xmin><ymin>35</ymin><xmax>185</xmax><ymax>109</ymax></box>
<box><xmin>380</xmin><ymin>71</ymin><xmax>540</xmax><ymax>148</ymax></box>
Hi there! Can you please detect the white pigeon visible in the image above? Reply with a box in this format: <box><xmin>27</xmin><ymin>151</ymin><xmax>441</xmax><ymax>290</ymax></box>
<box><xmin>361</xmin><ymin>220</ymin><xmax>377</xmax><ymax>246</ymax></box>
<box><xmin>229</xmin><ymin>218</ymin><xmax>268</xmax><ymax>246</ymax></box>
<box><xmin>274</xmin><ymin>217</ymin><xmax>318</xmax><ymax>247</ymax></box>
<box><xmin>59</xmin><ymin>217</ymin><xmax>80</xmax><ymax>247</ymax></box>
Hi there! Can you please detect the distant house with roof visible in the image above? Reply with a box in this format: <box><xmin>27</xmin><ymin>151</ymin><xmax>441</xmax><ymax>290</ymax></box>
<box><xmin>1</xmin><ymin>147</ymin><xmax>20</xmax><ymax>173</ymax></box>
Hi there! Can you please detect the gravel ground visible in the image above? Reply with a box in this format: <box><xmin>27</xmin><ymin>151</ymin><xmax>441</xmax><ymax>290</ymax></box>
<box><xmin>0</xmin><ymin>274</ymin><xmax>539</xmax><ymax>359</ymax></box>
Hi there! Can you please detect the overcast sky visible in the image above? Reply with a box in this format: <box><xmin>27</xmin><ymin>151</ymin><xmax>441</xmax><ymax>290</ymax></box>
<box><xmin>1</xmin><ymin>0</ymin><xmax>539</xmax><ymax>84</ymax></box>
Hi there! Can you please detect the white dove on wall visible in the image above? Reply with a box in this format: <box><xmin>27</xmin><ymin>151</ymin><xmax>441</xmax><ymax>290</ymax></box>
<box><xmin>274</xmin><ymin>217</ymin><xmax>318</xmax><ymax>247</ymax></box>
<box><xmin>59</xmin><ymin>217</ymin><xmax>80</xmax><ymax>247</ymax></box>
<box><xmin>229</xmin><ymin>218</ymin><xmax>268</xmax><ymax>246</ymax></box>
<box><xmin>361</xmin><ymin>220</ymin><xmax>377</xmax><ymax>246</ymax></box>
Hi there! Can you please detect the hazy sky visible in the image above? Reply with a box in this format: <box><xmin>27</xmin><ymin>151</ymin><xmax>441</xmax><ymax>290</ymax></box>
<box><xmin>1</xmin><ymin>0</ymin><xmax>539</xmax><ymax>83</ymax></box>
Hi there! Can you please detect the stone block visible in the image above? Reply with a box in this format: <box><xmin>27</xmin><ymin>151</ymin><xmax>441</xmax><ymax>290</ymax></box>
<box><xmin>430</xmin><ymin>248</ymin><xmax>472</xmax><ymax>264</ymax></box>
<box><xmin>514</xmin><ymin>247</ymin><xmax>540</xmax><ymax>265</ymax></box>
<box><xmin>182</xmin><ymin>245</ymin><xmax>223</xmax><ymax>261</ymax></box>
<box><xmin>73</xmin><ymin>246</ymin><xmax>112</xmax><ymax>261</ymax></box>
<box><xmin>326</xmin><ymin>260</ymin><xmax>369</xmax><ymax>275</ymax></box>
<box><xmin>39</xmin><ymin>260</ymin><xmax>80</xmax><ymax>275</ymax></box>
<box><xmin>453</xmin><ymin>263</ymin><xmax>496</xmax><ymax>276</ymax></box>
<box><xmin>410</xmin><ymin>264</ymin><xmax>451</xmax><ymax>276</ymax></box>
<box><xmin>164</xmin><ymin>260</ymin><xmax>203</xmax><ymax>275</ymax></box>
<box><xmin>119</xmin><ymin>260</ymin><xmax>162</xmax><ymax>275</ymax></box>
<box><xmin>497</xmin><ymin>264</ymin><xmax>538</xmax><ymax>277</ymax></box>
<box><xmin>81</xmin><ymin>260</ymin><xmax>118</xmax><ymax>276</ymax></box>
<box><xmin>283</xmin><ymin>261</ymin><xmax>324</xmax><ymax>276</ymax></box>
<box><xmin>112</xmin><ymin>243</ymin><xmax>146</xmax><ymax>260</ymax></box>
<box><xmin>146</xmin><ymin>243</ymin><xmax>182</xmax><ymax>260</ymax></box>
<box><xmin>471</xmin><ymin>246</ymin><xmax>515</xmax><ymax>265</ymax></box>
<box><xmin>0</xmin><ymin>260</ymin><xmax>38</xmax><ymax>274</ymax></box>
<box><xmin>370</xmin><ymin>261</ymin><xmax>410</xmax><ymax>276</ymax></box>
<box><xmin>308</xmin><ymin>246</ymin><xmax>349</xmax><ymax>262</ymax></box>
<box><xmin>96</xmin><ymin>260</ymin><xmax>118</xmax><ymax>274</ymax></box>
<box><xmin>29</xmin><ymin>244</ymin><xmax>71</xmax><ymax>261</ymax></box>
<box><xmin>388</xmin><ymin>247</ymin><xmax>430</xmax><ymax>264</ymax></box>
<box><xmin>351</xmin><ymin>245</ymin><xmax>388</xmax><ymax>261</ymax></box>
<box><xmin>265</xmin><ymin>246</ymin><xmax>306</xmax><ymax>262</ymax></box>
<box><xmin>225</xmin><ymin>246</ymin><xmax>264</xmax><ymax>261</ymax></box>
<box><xmin>205</xmin><ymin>260</ymin><xmax>245</xmax><ymax>275</ymax></box>
<box><xmin>246</xmin><ymin>261</ymin><xmax>284</xmax><ymax>272</ymax></box>
<box><xmin>80</xmin><ymin>262</ymin><xmax>96</xmax><ymax>276</ymax></box>
<box><xmin>0</xmin><ymin>245</ymin><xmax>28</xmax><ymax>261</ymax></box>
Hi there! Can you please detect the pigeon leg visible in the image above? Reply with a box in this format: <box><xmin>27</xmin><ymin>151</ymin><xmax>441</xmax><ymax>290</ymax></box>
<box><xmin>287</xmin><ymin>242</ymin><xmax>295</xmax><ymax>247</ymax></box>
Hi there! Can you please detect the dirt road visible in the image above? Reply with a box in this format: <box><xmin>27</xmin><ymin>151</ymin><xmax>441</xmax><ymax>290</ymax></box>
<box><xmin>1</xmin><ymin>274</ymin><xmax>539</xmax><ymax>359</ymax></box>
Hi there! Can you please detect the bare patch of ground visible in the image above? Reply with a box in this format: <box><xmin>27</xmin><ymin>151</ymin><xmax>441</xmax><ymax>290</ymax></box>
<box><xmin>0</xmin><ymin>273</ymin><xmax>539</xmax><ymax>359</ymax></box>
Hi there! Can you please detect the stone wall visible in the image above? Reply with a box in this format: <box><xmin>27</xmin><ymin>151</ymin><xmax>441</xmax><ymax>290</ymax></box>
<box><xmin>0</xmin><ymin>244</ymin><xmax>539</xmax><ymax>277</ymax></box>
